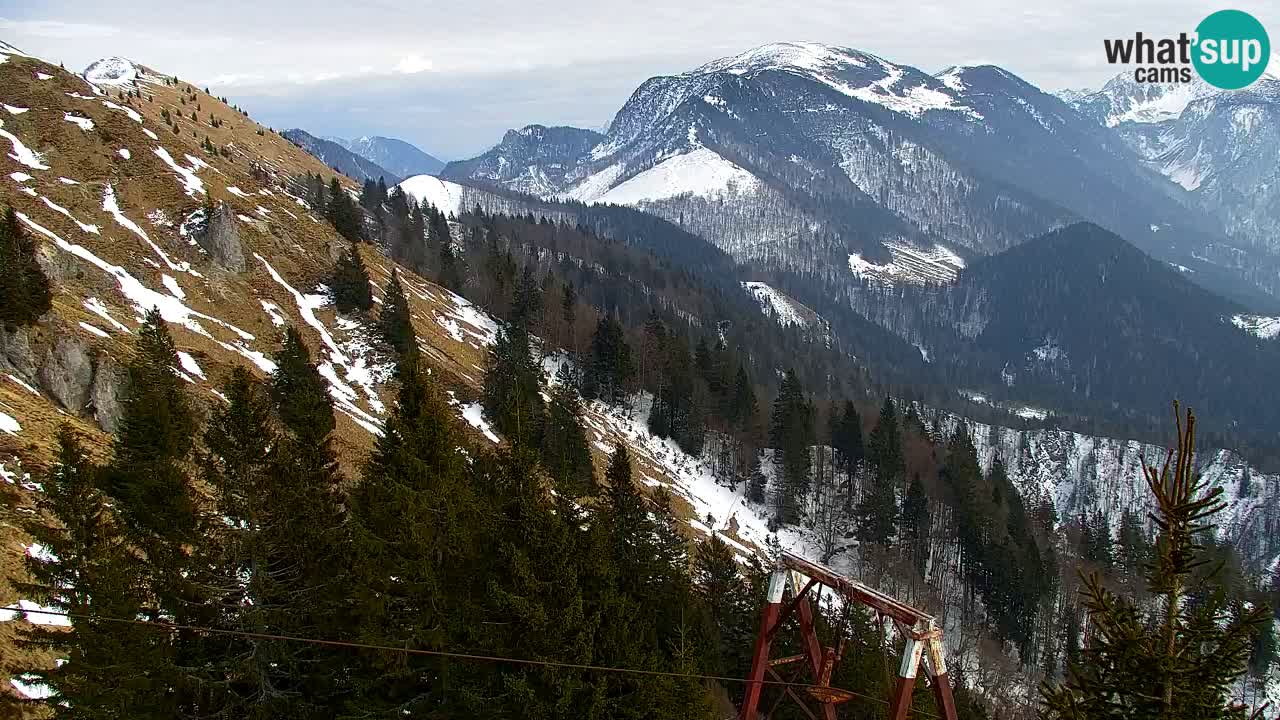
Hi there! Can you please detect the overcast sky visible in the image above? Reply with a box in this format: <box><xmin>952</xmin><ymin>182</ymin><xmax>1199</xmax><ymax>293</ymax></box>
<box><xmin>3</xmin><ymin>1</ymin><xmax>1275</xmax><ymax>159</ymax></box>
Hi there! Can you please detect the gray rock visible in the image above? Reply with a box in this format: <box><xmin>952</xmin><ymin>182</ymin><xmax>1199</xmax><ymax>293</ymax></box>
<box><xmin>0</xmin><ymin>326</ymin><xmax>38</xmax><ymax>380</ymax></box>
<box><xmin>90</xmin><ymin>353</ymin><xmax>126</xmax><ymax>434</ymax></box>
<box><xmin>38</xmin><ymin>334</ymin><xmax>93</xmax><ymax>412</ymax></box>
<box><xmin>194</xmin><ymin>202</ymin><xmax>246</xmax><ymax>272</ymax></box>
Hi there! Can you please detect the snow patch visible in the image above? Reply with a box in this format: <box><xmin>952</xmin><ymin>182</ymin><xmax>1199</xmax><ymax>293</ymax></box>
<box><xmin>177</xmin><ymin>351</ymin><xmax>204</xmax><ymax>379</ymax></box>
<box><xmin>398</xmin><ymin>174</ymin><xmax>466</xmax><ymax>216</ymax></box>
<box><xmin>78</xmin><ymin>321</ymin><xmax>109</xmax><ymax>338</ymax></box>
<box><xmin>0</xmin><ymin>118</ymin><xmax>49</xmax><ymax>169</ymax></box>
<box><xmin>590</xmin><ymin>149</ymin><xmax>759</xmax><ymax>205</ymax></box>
<box><xmin>460</xmin><ymin>402</ymin><xmax>501</xmax><ymax>443</ymax></box>
<box><xmin>1231</xmin><ymin>314</ymin><xmax>1280</xmax><ymax>340</ymax></box>
<box><xmin>153</xmin><ymin>146</ymin><xmax>205</xmax><ymax>197</ymax></box>
<box><xmin>0</xmin><ymin>411</ymin><xmax>19</xmax><ymax>435</ymax></box>
<box><xmin>742</xmin><ymin>281</ymin><xmax>811</xmax><ymax>328</ymax></box>
<box><xmin>3</xmin><ymin>104</ymin><xmax>28</xmax><ymax>115</ymax></box>
<box><xmin>64</xmin><ymin>112</ymin><xmax>94</xmax><ymax>131</ymax></box>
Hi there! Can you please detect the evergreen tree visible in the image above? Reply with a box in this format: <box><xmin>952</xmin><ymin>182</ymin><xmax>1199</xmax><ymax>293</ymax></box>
<box><xmin>100</xmin><ymin>307</ymin><xmax>198</xmax><ymax>540</ymax></box>
<box><xmin>377</xmin><ymin>272</ymin><xmax>416</xmax><ymax>365</ymax></box>
<box><xmin>746</xmin><ymin>454</ymin><xmax>768</xmax><ymax>505</ymax></box>
<box><xmin>329</xmin><ymin>244</ymin><xmax>374</xmax><ymax>314</ymax></box>
<box><xmin>768</xmin><ymin>369</ymin><xmax>812</xmax><ymax>524</ymax></box>
<box><xmin>346</xmin><ymin>354</ymin><xmax>480</xmax><ymax>716</ymax></box>
<box><xmin>17</xmin><ymin>428</ymin><xmax>172</xmax><ymax>718</ymax></box>
<box><xmin>1041</xmin><ymin>405</ymin><xmax>1271</xmax><ymax>720</ymax></box>
<box><xmin>582</xmin><ymin>314</ymin><xmax>633</xmax><ymax>404</ymax></box>
<box><xmin>0</xmin><ymin>209</ymin><xmax>52</xmax><ymax>329</ymax></box>
<box><xmin>270</xmin><ymin>326</ymin><xmax>335</xmax><ymax>448</ymax></box>
<box><xmin>856</xmin><ymin>396</ymin><xmax>902</xmax><ymax>546</ymax></box>
<box><xmin>902</xmin><ymin>471</ymin><xmax>931</xmax><ymax>577</ymax></box>
<box><xmin>541</xmin><ymin>379</ymin><xmax>596</xmax><ymax>497</ymax></box>
<box><xmin>324</xmin><ymin>177</ymin><xmax>364</xmax><ymax>242</ymax></box>
<box><xmin>481</xmin><ymin>323</ymin><xmax>544</xmax><ymax>448</ymax></box>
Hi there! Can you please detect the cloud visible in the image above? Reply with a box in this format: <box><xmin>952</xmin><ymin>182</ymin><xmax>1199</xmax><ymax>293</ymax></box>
<box><xmin>0</xmin><ymin>18</ymin><xmax>120</xmax><ymax>40</ymax></box>
<box><xmin>394</xmin><ymin>54</ymin><xmax>433</xmax><ymax>74</ymax></box>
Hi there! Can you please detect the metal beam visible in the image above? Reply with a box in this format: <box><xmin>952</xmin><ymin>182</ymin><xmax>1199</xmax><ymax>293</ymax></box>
<box><xmin>781</xmin><ymin>551</ymin><xmax>933</xmax><ymax>626</ymax></box>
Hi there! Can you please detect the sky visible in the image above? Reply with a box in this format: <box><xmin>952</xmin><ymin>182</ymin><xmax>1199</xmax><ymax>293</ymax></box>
<box><xmin>2</xmin><ymin>1</ymin><xmax>1276</xmax><ymax>159</ymax></box>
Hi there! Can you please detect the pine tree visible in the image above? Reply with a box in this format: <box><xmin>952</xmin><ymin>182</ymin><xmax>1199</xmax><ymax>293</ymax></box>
<box><xmin>101</xmin><ymin>307</ymin><xmax>198</xmax><ymax>540</ymax></box>
<box><xmin>435</xmin><ymin>211</ymin><xmax>464</xmax><ymax>291</ymax></box>
<box><xmin>694</xmin><ymin>534</ymin><xmax>753</xmax><ymax>676</ymax></box>
<box><xmin>330</xmin><ymin>244</ymin><xmax>374</xmax><ymax>314</ymax></box>
<box><xmin>856</xmin><ymin>396</ymin><xmax>902</xmax><ymax>546</ymax></box>
<box><xmin>902</xmin><ymin>472</ymin><xmax>931</xmax><ymax>577</ymax></box>
<box><xmin>1040</xmin><ymin>405</ymin><xmax>1271</xmax><ymax>720</ymax></box>
<box><xmin>324</xmin><ymin>177</ymin><xmax>364</xmax><ymax>242</ymax></box>
<box><xmin>377</xmin><ymin>272</ymin><xmax>416</xmax><ymax>364</ymax></box>
<box><xmin>481</xmin><ymin>323</ymin><xmax>543</xmax><ymax>448</ymax></box>
<box><xmin>768</xmin><ymin>369</ymin><xmax>812</xmax><ymax>524</ymax></box>
<box><xmin>583</xmin><ymin>314</ymin><xmax>634</xmax><ymax>404</ymax></box>
<box><xmin>541</xmin><ymin>380</ymin><xmax>596</xmax><ymax>497</ymax></box>
<box><xmin>0</xmin><ymin>207</ymin><xmax>52</xmax><ymax>329</ymax></box>
<box><xmin>831</xmin><ymin>399</ymin><xmax>865</xmax><ymax>479</ymax></box>
<box><xmin>270</xmin><ymin>325</ymin><xmax>335</xmax><ymax>448</ymax></box>
<box><xmin>17</xmin><ymin>428</ymin><xmax>173</xmax><ymax>718</ymax></box>
<box><xmin>746</xmin><ymin>454</ymin><xmax>768</xmax><ymax>504</ymax></box>
<box><xmin>346</xmin><ymin>354</ymin><xmax>480</xmax><ymax>716</ymax></box>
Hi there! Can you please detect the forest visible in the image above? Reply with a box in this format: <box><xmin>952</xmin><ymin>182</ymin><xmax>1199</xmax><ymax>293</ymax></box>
<box><xmin>1</xmin><ymin>176</ymin><xmax>1276</xmax><ymax>718</ymax></box>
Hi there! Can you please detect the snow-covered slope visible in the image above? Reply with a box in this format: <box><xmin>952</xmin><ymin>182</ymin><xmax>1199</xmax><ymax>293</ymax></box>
<box><xmin>443</xmin><ymin>41</ymin><xmax>1260</xmax><ymax>306</ymax></box>
<box><xmin>82</xmin><ymin>57</ymin><xmax>143</xmax><ymax>86</ymax></box>
<box><xmin>397</xmin><ymin>174</ymin><xmax>469</xmax><ymax>216</ymax></box>
<box><xmin>582</xmin><ymin>148</ymin><xmax>760</xmax><ymax>205</ymax></box>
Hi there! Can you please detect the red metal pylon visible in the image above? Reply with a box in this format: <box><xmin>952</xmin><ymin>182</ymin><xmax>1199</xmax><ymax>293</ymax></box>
<box><xmin>737</xmin><ymin>552</ymin><xmax>957</xmax><ymax>720</ymax></box>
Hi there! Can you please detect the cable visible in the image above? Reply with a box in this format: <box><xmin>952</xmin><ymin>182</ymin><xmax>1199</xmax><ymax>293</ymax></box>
<box><xmin>12</xmin><ymin>606</ymin><xmax>945</xmax><ymax>717</ymax></box>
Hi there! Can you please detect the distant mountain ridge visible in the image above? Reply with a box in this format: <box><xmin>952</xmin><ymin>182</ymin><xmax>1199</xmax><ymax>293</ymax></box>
<box><xmin>1060</xmin><ymin>69</ymin><xmax>1280</xmax><ymax>297</ymax></box>
<box><xmin>325</xmin><ymin>135</ymin><xmax>445</xmax><ymax>179</ymax></box>
<box><xmin>282</xmin><ymin>129</ymin><xmax>399</xmax><ymax>184</ymax></box>
<box><xmin>442</xmin><ymin>41</ymin><xmax>1277</xmax><ymax>311</ymax></box>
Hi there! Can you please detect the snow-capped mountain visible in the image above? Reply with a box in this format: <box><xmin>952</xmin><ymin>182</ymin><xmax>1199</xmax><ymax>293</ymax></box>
<box><xmin>1062</xmin><ymin>65</ymin><xmax>1280</xmax><ymax>296</ymax></box>
<box><xmin>325</xmin><ymin>135</ymin><xmax>444</xmax><ymax>179</ymax></box>
<box><xmin>444</xmin><ymin>42</ymin><xmax>1271</xmax><ymax>309</ymax></box>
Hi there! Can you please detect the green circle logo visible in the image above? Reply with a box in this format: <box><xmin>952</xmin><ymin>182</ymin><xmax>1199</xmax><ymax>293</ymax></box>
<box><xmin>1192</xmin><ymin>10</ymin><xmax>1270</xmax><ymax>89</ymax></box>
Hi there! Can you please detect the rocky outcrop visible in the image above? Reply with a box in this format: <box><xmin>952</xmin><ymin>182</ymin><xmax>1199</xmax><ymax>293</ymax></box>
<box><xmin>90</xmin><ymin>353</ymin><xmax>125</xmax><ymax>434</ymax></box>
<box><xmin>194</xmin><ymin>202</ymin><xmax>246</xmax><ymax>272</ymax></box>
<box><xmin>38</xmin><ymin>334</ymin><xmax>93</xmax><ymax>412</ymax></box>
<box><xmin>0</xmin><ymin>326</ymin><xmax>37</xmax><ymax>381</ymax></box>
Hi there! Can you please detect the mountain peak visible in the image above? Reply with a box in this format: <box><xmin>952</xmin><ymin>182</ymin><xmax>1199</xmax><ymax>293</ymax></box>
<box><xmin>83</xmin><ymin>56</ymin><xmax>143</xmax><ymax>85</ymax></box>
<box><xmin>693</xmin><ymin>41</ymin><xmax>878</xmax><ymax>76</ymax></box>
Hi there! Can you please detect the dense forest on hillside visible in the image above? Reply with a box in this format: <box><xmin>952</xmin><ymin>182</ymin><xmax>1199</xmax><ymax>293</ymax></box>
<box><xmin>6</xmin><ymin>170</ymin><xmax>1274</xmax><ymax>717</ymax></box>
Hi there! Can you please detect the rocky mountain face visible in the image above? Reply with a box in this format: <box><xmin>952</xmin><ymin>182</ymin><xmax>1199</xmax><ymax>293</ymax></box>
<box><xmin>1063</xmin><ymin>70</ymin><xmax>1280</xmax><ymax>296</ymax></box>
<box><xmin>282</xmin><ymin>128</ymin><xmax>399</xmax><ymax>183</ymax></box>
<box><xmin>443</xmin><ymin>42</ymin><xmax>1274</xmax><ymax>311</ymax></box>
<box><xmin>326</xmin><ymin>134</ymin><xmax>444</xmax><ymax>178</ymax></box>
<box><xmin>831</xmin><ymin>223</ymin><xmax>1280</xmax><ymax>444</ymax></box>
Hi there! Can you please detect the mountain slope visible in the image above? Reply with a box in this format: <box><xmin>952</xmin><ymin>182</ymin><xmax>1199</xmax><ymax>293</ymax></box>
<box><xmin>443</xmin><ymin>42</ymin><xmax>1272</xmax><ymax>310</ymax></box>
<box><xmin>282</xmin><ymin>128</ymin><xmax>399</xmax><ymax>184</ymax></box>
<box><xmin>327</xmin><ymin>135</ymin><xmax>444</xmax><ymax>178</ymax></box>
<box><xmin>842</xmin><ymin>222</ymin><xmax>1280</xmax><ymax>438</ymax></box>
<box><xmin>1063</xmin><ymin>72</ymin><xmax>1280</xmax><ymax>297</ymax></box>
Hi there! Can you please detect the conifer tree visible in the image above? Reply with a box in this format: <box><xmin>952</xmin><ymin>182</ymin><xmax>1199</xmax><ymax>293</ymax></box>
<box><xmin>746</xmin><ymin>454</ymin><xmax>768</xmax><ymax>504</ymax></box>
<box><xmin>856</xmin><ymin>396</ymin><xmax>902</xmax><ymax>546</ymax></box>
<box><xmin>902</xmin><ymin>471</ymin><xmax>931</xmax><ymax>577</ymax></box>
<box><xmin>257</xmin><ymin>325</ymin><xmax>351</xmax><ymax>712</ymax></box>
<box><xmin>769</xmin><ymin>369</ymin><xmax>812</xmax><ymax>524</ymax></box>
<box><xmin>330</xmin><ymin>244</ymin><xmax>374</xmax><ymax>314</ymax></box>
<box><xmin>832</xmin><ymin>399</ymin><xmax>865</xmax><ymax>479</ymax></box>
<box><xmin>324</xmin><ymin>176</ymin><xmax>364</xmax><ymax>242</ymax></box>
<box><xmin>101</xmin><ymin>307</ymin><xmax>197</xmax><ymax>540</ymax></box>
<box><xmin>482</xmin><ymin>324</ymin><xmax>544</xmax><ymax>447</ymax></box>
<box><xmin>377</xmin><ymin>272</ymin><xmax>416</xmax><ymax>364</ymax></box>
<box><xmin>270</xmin><ymin>325</ymin><xmax>335</xmax><ymax>448</ymax></box>
<box><xmin>346</xmin><ymin>353</ymin><xmax>480</xmax><ymax>716</ymax></box>
<box><xmin>0</xmin><ymin>208</ymin><xmax>52</xmax><ymax>329</ymax></box>
<box><xmin>17</xmin><ymin>428</ymin><xmax>172</xmax><ymax>718</ymax></box>
<box><xmin>583</xmin><ymin>314</ymin><xmax>634</xmax><ymax>404</ymax></box>
<box><xmin>1041</xmin><ymin>405</ymin><xmax>1271</xmax><ymax>720</ymax></box>
<box><xmin>693</xmin><ymin>534</ymin><xmax>753</xmax><ymax>676</ymax></box>
<box><xmin>541</xmin><ymin>379</ymin><xmax>596</xmax><ymax>497</ymax></box>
